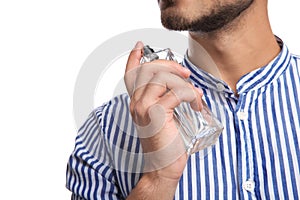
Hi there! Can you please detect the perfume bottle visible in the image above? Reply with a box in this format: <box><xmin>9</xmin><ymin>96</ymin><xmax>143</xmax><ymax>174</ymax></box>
<box><xmin>141</xmin><ymin>45</ymin><xmax>223</xmax><ymax>155</ymax></box>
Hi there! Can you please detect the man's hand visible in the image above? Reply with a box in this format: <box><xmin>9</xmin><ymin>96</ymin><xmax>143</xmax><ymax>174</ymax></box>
<box><xmin>124</xmin><ymin>41</ymin><xmax>203</xmax><ymax>199</ymax></box>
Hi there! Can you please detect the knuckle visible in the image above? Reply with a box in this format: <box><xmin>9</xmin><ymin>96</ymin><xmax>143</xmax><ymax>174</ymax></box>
<box><xmin>155</xmin><ymin>71</ymin><xmax>167</xmax><ymax>79</ymax></box>
<box><xmin>151</xmin><ymin>71</ymin><xmax>165</xmax><ymax>84</ymax></box>
<box><xmin>129</xmin><ymin>100</ymin><xmax>136</xmax><ymax>116</ymax></box>
<box><xmin>172</xmin><ymin>84</ymin><xmax>197</xmax><ymax>103</ymax></box>
<box><xmin>133</xmin><ymin>100</ymin><xmax>152</xmax><ymax>126</ymax></box>
<box><xmin>171</xmin><ymin>87</ymin><xmax>185</xmax><ymax>102</ymax></box>
<box><xmin>134</xmin><ymin>100</ymin><xmax>146</xmax><ymax>114</ymax></box>
<box><xmin>132</xmin><ymin>99</ymin><xmax>150</xmax><ymax>117</ymax></box>
<box><xmin>139</xmin><ymin>64</ymin><xmax>152</xmax><ymax>75</ymax></box>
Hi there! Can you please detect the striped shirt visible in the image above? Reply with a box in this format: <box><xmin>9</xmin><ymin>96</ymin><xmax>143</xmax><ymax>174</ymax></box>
<box><xmin>66</xmin><ymin>40</ymin><xmax>300</xmax><ymax>200</ymax></box>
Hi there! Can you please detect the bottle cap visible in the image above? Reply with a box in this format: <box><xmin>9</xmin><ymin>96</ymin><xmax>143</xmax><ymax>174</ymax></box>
<box><xmin>143</xmin><ymin>45</ymin><xmax>155</xmax><ymax>56</ymax></box>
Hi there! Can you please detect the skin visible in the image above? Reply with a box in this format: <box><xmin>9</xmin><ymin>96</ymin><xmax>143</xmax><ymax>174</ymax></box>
<box><xmin>124</xmin><ymin>0</ymin><xmax>281</xmax><ymax>199</ymax></box>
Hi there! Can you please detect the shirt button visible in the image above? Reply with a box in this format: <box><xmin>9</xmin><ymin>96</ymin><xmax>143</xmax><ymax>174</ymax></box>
<box><xmin>243</xmin><ymin>180</ymin><xmax>255</xmax><ymax>191</ymax></box>
<box><xmin>216</xmin><ymin>83</ymin><xmax>225</xmax><ymax>92</ymax></box>
<box><xmin>237</xmin><ymin>111</ymin><xmax>247</xmax><ymax>120</ymax></box>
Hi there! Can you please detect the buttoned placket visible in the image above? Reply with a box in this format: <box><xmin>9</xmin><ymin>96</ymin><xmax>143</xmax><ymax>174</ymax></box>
<box><xmin>205</xmin><ymin>79</ymin><xmax>258</xmax><ymax>199</ymax></box>
<box><xmin>234</xmin><ymin>90</ymin><xmax>258</xmax><ymax>199</ymax></box>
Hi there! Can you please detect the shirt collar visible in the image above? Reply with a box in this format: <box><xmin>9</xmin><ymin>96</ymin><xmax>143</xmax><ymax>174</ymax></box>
<box><xmin>182</xmin><ymin>37</ymin><xmax>292</xmax><ymax>95</ymax></box>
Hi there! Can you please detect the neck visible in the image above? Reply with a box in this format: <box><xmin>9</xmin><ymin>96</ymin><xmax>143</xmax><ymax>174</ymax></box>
<box><xmin>187</xmin><ymin>1</ymin><xmax>280</xmax><ymax>94</ymax></box>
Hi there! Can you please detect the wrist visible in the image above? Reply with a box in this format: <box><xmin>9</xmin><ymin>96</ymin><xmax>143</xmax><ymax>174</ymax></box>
<box><xmin>144</xmin><ymin>171</ymin><xmax>181</xmax><ymax>187</ymax></box>
<box><xmin>127</xmin><ymin>172</ymin><xmax>180</xmax><ymax>200</ymax></box>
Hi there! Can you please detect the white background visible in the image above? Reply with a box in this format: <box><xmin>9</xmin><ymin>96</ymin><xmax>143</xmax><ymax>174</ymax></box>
<box><xmin>0</xmin><ymin>0</ymin><xmax>299</xmax><ymax>199</ymax></box>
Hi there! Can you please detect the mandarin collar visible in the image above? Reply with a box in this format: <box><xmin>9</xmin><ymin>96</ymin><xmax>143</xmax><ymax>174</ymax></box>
<box><xmin>182</xmin><ymin>38</ymin><xmax>291</xmax><ymax>96</ymax></box>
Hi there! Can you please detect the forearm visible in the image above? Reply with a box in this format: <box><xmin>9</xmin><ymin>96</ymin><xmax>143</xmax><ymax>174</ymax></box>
<box><xmin>126</xmin><ymin>172</ymin><xmax>179</xmax><ymax>200</ymax></box>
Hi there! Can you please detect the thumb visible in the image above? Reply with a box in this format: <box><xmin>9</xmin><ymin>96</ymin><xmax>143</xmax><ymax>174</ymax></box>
<box><xmin>124</xmin><ymin>41</ymin><xmax>144</xmax><ymax>96</ymax></box>
<box><xmin>125</xmin><ymin>41</ymin><xmax>144</xmax><ymax>73</ymax></box>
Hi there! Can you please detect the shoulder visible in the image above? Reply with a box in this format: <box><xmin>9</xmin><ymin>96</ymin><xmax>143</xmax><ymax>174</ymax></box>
<box><xmin>92</xmin><ymin>93</ymin><xmax>133</xmax><ymax>138</ymax></box>
<box><xmin>75</xmin><ymin>93</ymin><xmax>139</xmax><ymax>161</ymax></box>
<box><xmin>89</xmin><ymin>93</ymin><xmax>142</xmax><ymax>163</ymax></box>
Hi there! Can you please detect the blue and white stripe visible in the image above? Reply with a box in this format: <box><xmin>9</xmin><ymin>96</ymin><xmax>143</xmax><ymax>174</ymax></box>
<box><xmin>66</xmin><ymin>42</ymin><xmax>300</xmax><ymax>199</ymax></box>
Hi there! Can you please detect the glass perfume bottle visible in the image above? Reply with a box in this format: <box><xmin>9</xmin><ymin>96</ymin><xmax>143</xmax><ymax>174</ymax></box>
<box><xmin>141</xmin><ymin>45</ymin><xmax>223</xmax><ymax>155</ymax></box>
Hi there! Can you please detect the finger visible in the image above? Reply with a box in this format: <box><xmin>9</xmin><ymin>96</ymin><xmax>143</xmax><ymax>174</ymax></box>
<box><xmin>132</xmin><ymin>74</ymin><xmax>203</xmax><ymax>140</ymax></box>
<box><xmin>132</xmin><ymin>61</ymin><xmax>191</xmax><ymax>100</ymax></box>
<box><xmin>143</xmin><ymin>72</ymin><xmax>201</xmax><ymax>109</ymax></box>
<box><xmin>124</xmin><ymin>41</ymin><xmax>144</xmax><ymax>95</ymax></box>
<box><xmin>125</xmin><ymin>41</ymin><xmax>144</xmax><ymax>73</ymax></box>
<box><xmin>130</xmin><ymin>72</ymin><xmax>191</xmax><ymax>134</ymax></box>
<box><xmin>157</xmin><ymin>83</ymin><xmax>203</xmax><ymax>112</ymax></box>
<box><xmin>151</xmin><ymin>59</ymin><xmax>191</xmax><ymax>77</ymax></box>
<box><xmin>133</xmin><ymin>72</ymin><xmax>202</xmax><ymax>122</ymax></box>
<box><xmin>188</xmin><ymin>87</ymin><xmax>203</xmax><ymax>111</ymax></box>
<box><xmin>134</xmin><ymin>71</ymin><xmax>185</xmax><ymax>107</ymax></box>
<box><xmin>131</xmin><ymin>70</ymin><xmax>202</xmax><ymax>114</ymax></box>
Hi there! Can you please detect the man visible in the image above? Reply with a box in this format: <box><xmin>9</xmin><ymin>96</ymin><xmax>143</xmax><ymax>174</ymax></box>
<box><xmin>66</xmin><ymin>0</ymin><xmax>300</xmax><ymax>199</ymax></box>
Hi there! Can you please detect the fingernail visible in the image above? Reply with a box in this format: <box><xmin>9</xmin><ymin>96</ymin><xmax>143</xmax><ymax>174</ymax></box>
<box><xmin>196</xmin><ymin>87</ymin><xmax>203</xmax><ymax>96</ymax></box>
<box><xmin>134</xmin><ymin>41</ymin><xmax>143</xmax><ymax>49</ymax></box>
<box><xmin>183</xmin><ymin>67</ymin><xmax>191</xmax><ymax>74</ymax></box>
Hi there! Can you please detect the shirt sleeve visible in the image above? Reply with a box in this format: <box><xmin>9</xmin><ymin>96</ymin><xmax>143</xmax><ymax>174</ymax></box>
<box><xmin>66</xmin><ymin>106</ymin><xmax>124</xmax><ymax>200</ymax></box>
<box><xmin>71</xmin><ymin>194</ymin><xmax>87</xmax><ymax>200</ymax></box>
